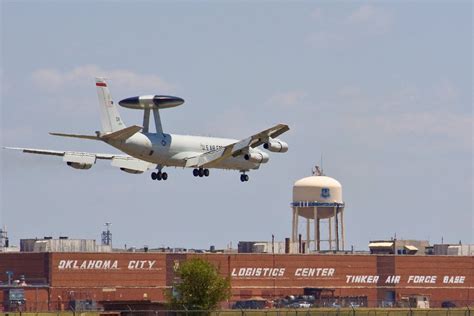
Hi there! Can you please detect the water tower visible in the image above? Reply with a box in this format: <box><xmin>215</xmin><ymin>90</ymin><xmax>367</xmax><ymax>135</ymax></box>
<box><xmin>291</xmin><ymin>166</ymin><xmax>345</xmax><ymax>252</ymax></box>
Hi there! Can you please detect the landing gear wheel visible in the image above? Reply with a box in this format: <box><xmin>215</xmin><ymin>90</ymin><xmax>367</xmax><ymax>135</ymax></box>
<box><xmin>198</xmin><ymin>168</ymin><xmax>204</xmax><ymax>177</ymax></box>
<box><xmin>193</xmin><ymin>169</ymin><xmax>199</xmax><ymax>177</ymax></box>
<box><xmin>244</xmin><ymin>174</ymin><xmax>249</xmax><ymax>182</ymax></box>
<box><xmin>204</xmin><ymin>169</ymin><xmax>210</xmax><ymax>177</ymax></box>
<box><xmin>151</xmin><ymin>172</ymin><xmax>157</xmax><ymax>180</ymax></box>
<box><xmin>156</xmin><ymin>172</ymin><xmax>162</xmax><ymax>181</ymax></box>
<box><xmin>161</xmin><ymin>172</ymin><xmax>168</xmax><ymax>181</ymax></box>
<box><xmin>240</xmin><ymin>174</ymin><xmax>249</xmax><ymax>182</ymax></box>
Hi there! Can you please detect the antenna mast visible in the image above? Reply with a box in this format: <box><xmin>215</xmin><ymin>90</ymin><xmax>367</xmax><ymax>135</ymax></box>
<box><xmin>101</xmin><ymin>222</ymin><xmax>112</xmax><ymax>247</ymax></box>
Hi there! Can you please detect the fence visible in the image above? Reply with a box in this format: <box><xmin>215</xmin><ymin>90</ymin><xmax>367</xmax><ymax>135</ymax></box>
<box><xmin>2</xmin><ymin>300</ymin><xmax>474</xmax><ymax>312</ymax></box>
<box><xmin>0</xmin><ymin>308</ymin><xmax>472</xmax><ymax>316</ymax></box>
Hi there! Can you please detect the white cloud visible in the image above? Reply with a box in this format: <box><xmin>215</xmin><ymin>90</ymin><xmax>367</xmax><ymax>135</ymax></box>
<box><xmin>342</xmin><ymin>102</ymin><xmax>472</xmax><ymax>151</ymax></box>
<box><xmin>360</xmin><ymin>111</ymin><xmax>472</xmax><ymax>137</ymax></box>
<box><xmin>310</xmin><ymin>8</ymin><xmax>323</xmax><ymax>21</ymax></box>
<box><xmin>267</xmin><ymin>90</ymin><xmax>308</xmax><ymax>107</ymax></box>
<box><xmin>433</xmin><ymin>80</ymin><xmax>460</xmax><ymax>103</ymax></box>
<box><xmin>306</xmin><ymin>30</ymin><xmax>344</xmax><ymax>48</ymax></box>
<box><xmin>338</xmin><ymin>85</ymin><xmax>362</xmax><ymax>98</ymax></box>
<box><xmin>347</xmin><ymin>5</ymin><xmax>392</xmax><ymax>32</ymax></box>
<box><xmin>30</xmin><ymin>65</ymin><xmax>176</xmax><ymax>93</ymax></box>
<box><xmin>348</xmin><ymin>5</ymin><xmax>377</xmax><ymax>24</ymax></box>
<box><xmin>306</xmin><ymin>4</ymin><xmax>392</xmax><ymax>48</ymax></box>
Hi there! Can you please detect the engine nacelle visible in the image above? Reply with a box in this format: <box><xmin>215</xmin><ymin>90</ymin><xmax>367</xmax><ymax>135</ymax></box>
<box><xmin>263</xmin><ymin>139</ymin><xmax>288</xmax><ymax>153</ymax></box>
<box><xmin>244</xmin><ymin>152</ymin><xmax>269</xmax><ymax>164</ymax></box>
<box><xmin>120</xmin><ymin>168</ymin><xmax>144</xmax><ymax>174</ymax></box>
<box><xmin>66</xmin><ymin>162</ymin><xmax>93</xmax><ymax>170</ymax></box>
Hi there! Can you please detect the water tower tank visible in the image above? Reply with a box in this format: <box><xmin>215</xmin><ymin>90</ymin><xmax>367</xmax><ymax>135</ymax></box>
<box><xmin>293</xmin><ymin>175</ymin><xmax>343</xmax><ymax>219</ymax></box>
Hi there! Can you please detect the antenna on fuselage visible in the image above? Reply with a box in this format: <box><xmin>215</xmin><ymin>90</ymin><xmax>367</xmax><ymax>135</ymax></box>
<box><xmin>118</xmin><ymin>95</ymin><xmax>185</xmax><ymax>134</ymax></box>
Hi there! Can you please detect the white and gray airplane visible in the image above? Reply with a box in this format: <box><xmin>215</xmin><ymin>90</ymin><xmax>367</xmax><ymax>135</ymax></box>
<box><xmin>6</xmin><ymin>78</ymin><xmax>289</xmax><ymax>182</ymax></box>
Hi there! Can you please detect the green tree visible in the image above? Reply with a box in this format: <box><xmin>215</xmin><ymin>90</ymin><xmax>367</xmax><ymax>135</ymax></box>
<box><xmin>167</xmin><ymin>258</ymin><xmax>231</xmax><ymax>311</ymax></box>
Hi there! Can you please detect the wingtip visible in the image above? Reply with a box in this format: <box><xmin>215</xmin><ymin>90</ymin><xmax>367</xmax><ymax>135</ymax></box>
<box><xmin>278</xmin><ymin>123</ymin><xmax>290</xmax><ymax>130</ymax></box>
<box><xmin>3</xmin><ymin>146</ymin><xmax>22</xmax><ymax>151</ymax></box>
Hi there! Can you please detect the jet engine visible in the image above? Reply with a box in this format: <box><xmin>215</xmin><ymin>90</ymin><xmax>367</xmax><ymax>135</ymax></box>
<box><xmin>120</xmin><ymin>168</ymin><xmax>143</xmax><ymax>174</ymax></box>
<box><xmin>66</xmin><ymin>162</ymin><xmax>93</xmax><ymax>170</ymax></box>
<box><xmin>244</xmin><ymin>152</ymin><xmax>269</xmax><ymax>163</ymax></box>
<box><xmin>263</xmin><ymin>139</ymin><xmax>288</xmax><ymax>153</ymax></box>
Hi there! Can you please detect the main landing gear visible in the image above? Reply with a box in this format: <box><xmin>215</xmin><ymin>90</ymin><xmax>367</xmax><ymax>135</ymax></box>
<box><xmin>151</xmin><ymin>171</ymin><xmax>168</xmax><ymax>181</ymax></box>
<box><xmin>193</xmin><ymin>168</ymin><xmax>210</xmax><ymax>177</ymax></box>
<box><xmin>240</xmin><ymin>173</ymin><xmax>249</xmax><ymax>182</ymax></box>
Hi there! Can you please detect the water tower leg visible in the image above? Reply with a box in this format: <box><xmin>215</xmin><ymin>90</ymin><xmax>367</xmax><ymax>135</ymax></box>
<box><xmin>292</xmin><ymin>207</ymin><xmax>299</xmax><ymax>243</ymax></box>
<box><xmin>291</xmin><ymin>208</ymin><xmax>296</xmax><ymax>242</ymax></box>
<box><xmin>328</xmin><ymin>217</ymin><xmax>332</xmax><ymax>250</ymax></box>
<box><xmin>335</xmin><ymin>206</ymin><xmax>340</xmax><ymax>251</ymax></box>
<box><xmin>295</xmin><ymin>207</ymin><xmax>299</xmax><ymax>243</ymax></box>
<box><xmin>317</xmin><ymin>219</ymin><xmax>320</xmax><ymax>251</ymax></box>
<box><xmin>314</xmin><ymin>207</ymin><xmax>320</xmax><ymax>251</ymax></box>
<box><xmin>341</xmin><ymin>209</ymin><xmax>345</xmax><ymax>251</ymax></box>
<box><xmin>306</xmin><ymin>218</ymin><xmax>310</xmax><ymax>252</ymax></box>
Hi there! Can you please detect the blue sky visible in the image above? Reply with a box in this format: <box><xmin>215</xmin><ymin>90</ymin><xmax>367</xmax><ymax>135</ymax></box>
<box><xmin>1</xmin><ymin>1</ymin><xmax>472</xmax><ymax>250</ymax></box>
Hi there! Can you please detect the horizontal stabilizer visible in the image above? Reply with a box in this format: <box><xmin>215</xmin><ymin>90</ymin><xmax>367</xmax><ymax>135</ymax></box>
<box><xmin>49</xmin><ymin>125</ymin><xmax>142</xmax><ymax>142</ymax></box>
<box><xmin>49</xmin><ymin>133</ymin><xmax>99</xmax><ymax>140</ymax></box>
<box><xmin>101</xmin><ymin>125</ymin><xmax>142</xmax><ymax>141</ymax></box>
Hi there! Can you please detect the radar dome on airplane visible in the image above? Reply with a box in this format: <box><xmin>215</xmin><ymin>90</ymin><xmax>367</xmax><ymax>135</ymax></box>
<box><xmin>292</xmin><ymin>175</ymin><xmax>343</xmax><ymax>219</ymax></box>
<box><xmin>119</xmin><ymin>95</ymin><xmax>184</xmax><ymax>110</ymax></box>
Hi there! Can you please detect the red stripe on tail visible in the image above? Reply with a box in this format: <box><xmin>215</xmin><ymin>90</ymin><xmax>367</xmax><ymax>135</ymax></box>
<box><xmin>96</xmin><ymin>82</ymin><xmax>107</xmax><ymax>87</ymax></box>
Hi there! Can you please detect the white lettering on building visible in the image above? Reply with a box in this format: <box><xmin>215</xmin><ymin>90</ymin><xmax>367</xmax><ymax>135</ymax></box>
<box><xmin>57</xmin><ymin>260</ymin><xmax>119</xmax><ymax>270</ymax></box>
<box><xmin>407</xmin><ymin>275</ymin><xmax>437</xmax><ymax>283</ymax></box>
<box><xmin>295</xmin><ymin>268</ymin><xmax>335</xmax><ymax>277</ymax></box>
<box><xmin>127</xmin><ymin>260</ymin><xmax>157</xmax><ymax>270</ymax></box>
<box><xmin>385</xmin><ymin>275</ymin><xmax>401</xmax><ymax>284</ymax></box>
<box><xmin>231</xmin><ymin>268</ymin><xmax>286</xmax><ymax>277</ymax></box>
<box><xmin>443</xmin><ymin>276</ymin><xmax>465</xmax><ymax>284</ymax></box>
<box><xmin>345</xmin><ymin>275</ymin><xmax>379</xmax><ymax>283</ymax></box>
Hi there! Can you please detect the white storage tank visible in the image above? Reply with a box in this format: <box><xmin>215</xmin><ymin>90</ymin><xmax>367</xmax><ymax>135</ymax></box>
<box><xmin>291</xmin><ymin>170</ymin><xmax>346</xmax><ymax>252</ymax></box>
<box><xmin>293</xmin><ymin>175</ymin><xmax>343</xmax><ymax>219</ymax></box>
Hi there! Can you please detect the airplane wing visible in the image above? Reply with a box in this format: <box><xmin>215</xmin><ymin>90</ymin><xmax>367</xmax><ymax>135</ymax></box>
<box><xmin>4</xmin><ymin>147</ymin><xmax>155</xmax><ymax>173</ymax></box>
<box><xmin>185</xmin><ymin>123</ymin><xmax>289</xmax><ymax>168</ymax></box>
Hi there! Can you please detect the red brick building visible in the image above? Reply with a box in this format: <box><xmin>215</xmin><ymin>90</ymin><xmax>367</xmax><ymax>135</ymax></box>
<box><xmin>1</xmin><ymin>252</ymin><xmax>472</xmax><ymax>310</ymax></box>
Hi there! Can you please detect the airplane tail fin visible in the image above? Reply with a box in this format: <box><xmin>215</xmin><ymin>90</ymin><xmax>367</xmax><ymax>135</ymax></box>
<box><xmin>95</xmin><ymin>78</ymin><xmax>126</xmax><ymax>133</ymax></box>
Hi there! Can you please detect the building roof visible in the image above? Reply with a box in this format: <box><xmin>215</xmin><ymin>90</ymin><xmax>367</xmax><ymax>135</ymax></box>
<box><xmin>369</xmin><ymin>242</ymin><xmax>394</xmax><ymax>248</ymax></box>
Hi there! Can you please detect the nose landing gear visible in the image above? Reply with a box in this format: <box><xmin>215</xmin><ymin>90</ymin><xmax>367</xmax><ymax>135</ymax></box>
<box><xmin>240</xmin><ymin>173</ymin><xmax>249</xmax><ymax>182</ymax></box>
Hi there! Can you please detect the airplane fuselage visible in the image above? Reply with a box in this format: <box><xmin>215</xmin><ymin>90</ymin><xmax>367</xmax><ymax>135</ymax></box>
<box><xmin>106</xmin><ymin>132</ymin><xmax>265</xmax><ymax>171</ymax></box>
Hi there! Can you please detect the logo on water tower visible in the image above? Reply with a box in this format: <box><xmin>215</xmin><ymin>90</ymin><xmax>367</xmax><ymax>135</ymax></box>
<box><xmin>321</xmin><ymin>187</ymin><xmax>331</xmax><ymax>198</ymax></box>
<box><xmin>173</xmin><ymin>260</ymin><xmax>180</xmax><ymax>272</ymax></box>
